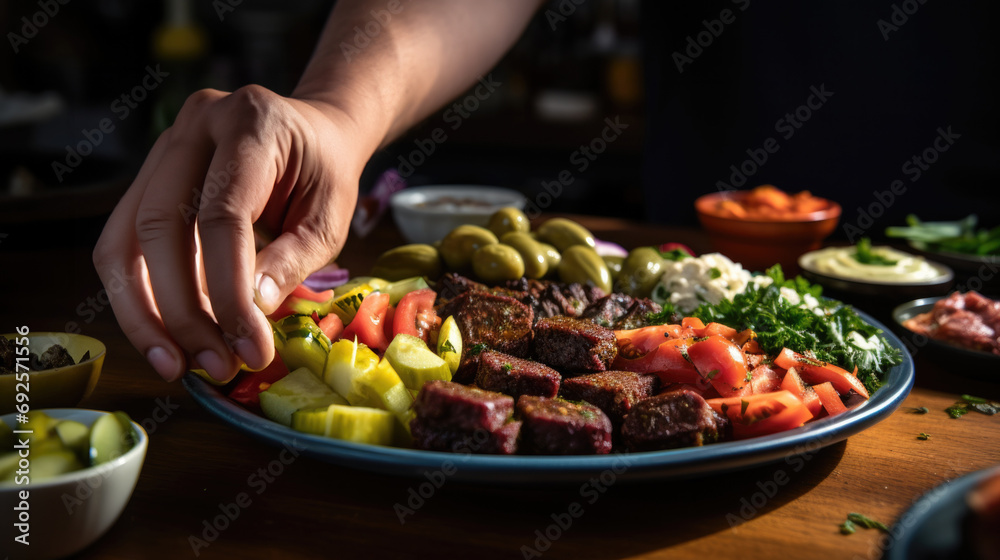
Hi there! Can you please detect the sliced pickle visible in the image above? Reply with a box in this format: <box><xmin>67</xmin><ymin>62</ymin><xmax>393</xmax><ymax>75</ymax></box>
<box><xmin>435</xmin><ymin>315</ymin><xmax>463</xmax><ymax>375</ymax></box>
<box><xmin>89</xmin><ymin>411</ymin><xmax>135</xmax><ymax>465</ymax></box>
<box><xmin>259</xmin><ymin>367</ymin><xmax>348</xmax><ymax>427</ymax></box>
<box><xmin>386</xmin><ymin>334</ymin><xmax>452</xmax><ymax>390</ymax></box>
<box><xmin>291</xmin><ymin>404</ymin><xmax>395</xmax><ymax>446</ymax></box>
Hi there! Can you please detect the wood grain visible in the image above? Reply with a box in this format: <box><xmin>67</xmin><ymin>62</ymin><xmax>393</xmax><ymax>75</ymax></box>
<box><xmin>2</xmin><ymin>217</ymin><xmax>998</xmax><ymax>560</ymax></box>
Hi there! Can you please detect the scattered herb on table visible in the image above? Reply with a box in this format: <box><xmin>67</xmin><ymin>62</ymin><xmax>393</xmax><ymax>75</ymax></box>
<box><xmin>905</xmin><ymin>406</ymin><xmax>929</xmax><ymax>414</ymax></box>
<box><xmin>840</xmin><ymin>513</ymin><xmax>889</xmax><ymax>534</ymax></box>
<box><xmin>946</xmin><ymin>394</ymin><xmax>1000</xmax><ymax>418</ymax></box>
<box><xmin>917</xmin><ymin>432</ymin><xmax>931</xmax><ymax>440</ymax></box>
<box><xmin>839</xmin><ymin>520</ymin><xmax>856</xmax><ymax>535</ymax></box>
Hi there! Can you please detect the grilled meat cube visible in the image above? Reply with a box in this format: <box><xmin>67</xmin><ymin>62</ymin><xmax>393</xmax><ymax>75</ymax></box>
<box><xmin>411</xmin><ymin>420</ymin><xmax>521</xmax><ymax>455</ymax></box>
<box><xmin>580</xmin><ymin>293</ymin><xmax>637</xmax><ymax>327</ymax></box>
<box><xmin>438</xmin><ymin>290</ymin><xmax>534</xmax><ymax>382</ymax></box>
<box><xmin>612</xmin><ymin>298</ymin><xmax>663</xmax><ymax>330</ymax></box>
<box><xmin>411</xmin><ymin>380</ymin><xmax>514</xmax><ymax>433</ymax></box>
<box><xmin>533</xmin><ymin>316</ymin><xmax>617</xmax><ymax>374</ymax></box>
<box><xmin>434</xmin><ymin>272</ymin><xmax>487</xmax><ymax>305</ymax></box>
<box><xmin>516</xmin><ymin>396</ymin><xmax>612</xmax><ymax>455</ymax></box>
<box><xmin>475</xmin><ymin>350</ymin><xmax>561</xmax><ymax>399</ymax></box>
<box><xmin>621</xmin><ymin>389</ymin><xmax>728</xmax><ymax>451</ymax></box>
<box><xmin>559</xmin><ymin>370</ymin><xmax>660</xmax><ymax>425</ymax></box>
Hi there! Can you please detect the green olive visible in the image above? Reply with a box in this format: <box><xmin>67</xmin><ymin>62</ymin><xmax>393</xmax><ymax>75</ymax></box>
<box><xmin>499</xmin><ymin>232</ymin><xmax>548</xmax><ymax>279</ymax></box>
<box><xmin>538</xmin><ymin>242</ymin><xmax>561</xmax><ymax>275</ymax></box>
<box><xmin>558</xmin><ymin>245</ymin><xmax>612</xmax><ymax>293</ymax></box>
<box><xmin>603</xmin><ymin>255</ymin><xmax>625</xmax><ymax>280</ymax></box>
<box><xmin>438</xmin><ymin>225</ymin><xmax>499</xmax><ymax>271</ymax></box>
<box><xmin>486</xmin><ymin>207</ymin><xmax>530</xmax><ymax>238</ymax></box>
<box><xmin>614</xmin><ymin>246</ymin><xmax>666</xmax><ymax>297</ymax></box>
<box><xmin>472</xmin><ymin>243</ymin><xmax>525</xmax><ymax>284</ymax></box>
<box><xmin>535</xmin><ymin>218</ymin><xmax>597</xmax><ymax>252</ymax></box>
<box><xmin>371</xmin><ymin>244</ymin><xmax>443</xmax><ymax>281</ymax></box>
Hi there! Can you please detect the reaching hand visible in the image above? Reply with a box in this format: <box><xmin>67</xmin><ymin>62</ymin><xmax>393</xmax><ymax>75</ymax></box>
<box><xmin>93</xmin><ymin>85</ymin><xmax>368</xmax><ymax>382</ymax></box>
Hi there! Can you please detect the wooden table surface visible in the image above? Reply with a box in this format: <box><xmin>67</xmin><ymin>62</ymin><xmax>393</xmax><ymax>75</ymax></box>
<box><xmin>3</xmin><ymin>215</ymin><xmax>999</xmax><ymax>560</ymax></box>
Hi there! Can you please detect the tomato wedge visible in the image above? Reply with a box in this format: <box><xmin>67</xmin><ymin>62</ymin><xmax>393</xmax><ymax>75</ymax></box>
<box><xmin>269</xmin><ymin>284</ymin><xmax>335</xmax><ymax>320</ymax></box>
<box><xmin>340</xmin><ymin>291</ymin><xmax>391</xmax><ymax>354</ymax></box>
<box><xmin>813</xmin><ymin>381</ymin><xmax>848</xmax><ymax>416</ymax></box>
<box><xmin>779</xmin><ymin>367</ymin><xmax>824</xmax><ymax>418</ymax></box>
<box><xmin>228</xmin><ymin>356</ymin><xmax>290</xmax><ymax>410</ymax></box>
<box><xmin>317</xmin><ymin>313</ymin><xmax>344</xmax><ymax>341</ymax></box>
<box><xmin>290</xmin><ymin>284</ymin><xmax>334</xmax><ymax>302</ymax></box>
<box><xmin>393</xmin><ymin>288</ymin><xmax>440</xmax><ymax>345</ymax></box>
<box><xmin>687</xmin><ymin>335</ymin><xmax>748</xmax><ymax>397</ymax></box>
<box><xmin>612</xmin><ymin>338</ymin><xmax>705</xmax><ymax>385</ymax></box>
<box><xmin>707</xmin><ymin>390</ymin><xmax>813</xmax><ymax>439</ymax></box>
<box><xmin>743</xmin><ymin>363</ymin><xmax>783</xmax><ymax>395</ymax></box>
<box><xmin>774</xmin><ymin>348</ymin><xmax>869</xmax><ymax>399</ymax></box>
<box><xmin>615</xmin><ymin>324</ymin><xmax>687</xmax><ymax>355</ymax></box>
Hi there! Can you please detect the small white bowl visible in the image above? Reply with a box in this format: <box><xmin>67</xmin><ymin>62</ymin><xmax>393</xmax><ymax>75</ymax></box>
<box><xmin>390</xmin><ymin>185</ymin><xmax>527</xmax><ymax>244</ymax></box>
<box><xmin>0</xmin><ymin>409</ymin><xmax>147</xmax><ymax>559</ymax></box>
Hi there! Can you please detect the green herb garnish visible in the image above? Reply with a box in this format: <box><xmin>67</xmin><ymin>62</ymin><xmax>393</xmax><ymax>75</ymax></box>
<box><xmin>468</xmin><ymin>343</ymin><xmax>488</xmax><ymax>356</ymax></box>
<box><xmin>906</xmin><ymin>406</ymin><xmax>929</xmax><ymax>414</ymax></box>
<box><xmin>839</xmin><ymin>520</ymin><xmax>856</xmax><ymax>535</ymax></box>
<box><xmin>706</xmin><ymin>369</ymin><xmax>719</xmax><ymax>379</ymax></box>
<box><xmin>947</xmin><ymin>395</ymin><xmax>1000</xmax><ymax>417</ymax></box>
<box><xmin>709</xmin><ymin>267</ymin><xmax>722</xmax><ymax>279</ymax></box>
<box><xmin>853</xmin><ymin>238</ymin><xmax>898</xmax><ymax>265</ymax></box>
<box><xmin>846</xmin><ymin>513</ymin><xmax>889</xmax><ymax>533</ymax></box>
<box><xmin>917</xmin><ymin>432</ymin><xmax>930</xmax><ymax>440</ymax></box>
<box><xmin>502</xmin><ymin>363</ymin><xmax>513</xmax><ymax>373</ymax></box>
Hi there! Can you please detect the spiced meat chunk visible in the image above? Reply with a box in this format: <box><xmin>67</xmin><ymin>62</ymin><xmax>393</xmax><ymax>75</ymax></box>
<box><xmin>475</xmin><ymin>350</ymin><xmax>561</xmax><ymax>399</ymax></box>
<box><xmin>438</xmin><ymin>290</ymin><xmax>534</xmax><ymax>383</ymax></box>
<box><xmin>410</xmin><ymin>381</ymin><xmax>520</xmax><ymax>454</ymax></box>
<box><xmin>621</xmin><ymin>389</ymin><xmax>728</xmax><ymax>452</ymax></box>
<box><xmin>559</xmin><ymin>370</ymin><xmax>660</xmax><ymax>426</ymax></box>
<box><xmin>533</xmin><ymin>316</ymin><xmax>617</xmax><ymax>375</ymax></box>
<box><xmin>516</xmin><ymin>396</ymin><xmax>612</xmax><ymax>455</ymax></box>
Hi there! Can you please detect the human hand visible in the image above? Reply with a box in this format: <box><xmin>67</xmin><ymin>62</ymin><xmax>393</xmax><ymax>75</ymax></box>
<box><xmin>93</xmin><ymin>85</ymin><xmax>369</xmax><ymax>382</ymax></box>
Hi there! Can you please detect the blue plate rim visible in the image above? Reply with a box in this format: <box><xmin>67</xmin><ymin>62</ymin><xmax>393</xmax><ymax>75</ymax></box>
<box><xmin>183</xmin><ymin>310</ymin><xmax>914</xmax><ymax>483</ymax></box>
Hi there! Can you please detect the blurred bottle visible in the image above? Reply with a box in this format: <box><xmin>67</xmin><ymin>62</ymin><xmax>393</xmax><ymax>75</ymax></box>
<box><xmin>151</xmin><ymin>0</ymin><xmax>207</xmax><ymax>137</ymax></box>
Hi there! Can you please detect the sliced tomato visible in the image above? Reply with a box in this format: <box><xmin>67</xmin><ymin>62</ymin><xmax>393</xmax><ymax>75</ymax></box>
<box><xmin>317</xmin><ymin>313</ymin><xmax>344</xmax><ymax>341</ymax></box>
<box><xmin>615</xmin><ymin>324</ymin><xmax>687</xmax><ymax>355</ymax></box>
<box><xmin>393</xmin><ymin>288</ymin><xmax>440</xmax><ymax>344</ymax></box>
<box><xmin>681</xmin><ymin>316</ymin><xmax>706</xmax><ymax>331</ymax></box>
<box><xmin>687</xmin><ymin>335</ymin><xmax>749</xmax><ymax>397</ymax></box>
<box><xmin>746</xmin><ymin>363</ymin><xmax>783</xmax><ymax>395</ymax></box>
<box><xmin>269</xmin><ymin>284</ymin><xmax>335</xmax><ymax>320</ymax></box>
<box><xmin>382</xmin><ymin>305</ymin><xmax>396</xmax><ymax>342</ymax></box>
<box><xmin>707</xmin><ymin>390</ymin><xmax>813</xmax><ymax>439</ymax></box>
<box><xmin>813</xmin><ymin>381</ymin><xmax>848</xmax><ymax>416</ymax></box>
<box><xmin>702</xmin><ymin>322</ymin><xmax>739</xmax><ymax>341</ymax></box>
<box><xmin>228</xmin><ymin>356</ymin><xmax>290</xmax><ymax>410</ymax></box>
<box><xmin>774</xmin><ymin>348</ymin><xmax>869</xmax><ymax>399</ymax></box>
<box><xmin>290</xmin><ymin>284</ymin><xmax>335</xmax><ymax>302</ymax></box>
<box><xmin>779</xmin><ymin>367</ymin><xmax>824</xmax><ymax>418</ymax></box>
<box><xmin>612</xmin><ymin>337</ymin><xmax>706</xmax><ymax>385</ymax></box>
<box><xmin>341</xmin><ymin>291</ymin><xmax>391</xmax><ymax>354</ymax></box>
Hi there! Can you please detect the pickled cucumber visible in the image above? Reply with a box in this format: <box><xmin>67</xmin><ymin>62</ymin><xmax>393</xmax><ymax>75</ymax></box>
<box><xmin>291</xmin><ymin>404</ymin><xmax>395</xmax><ymax>446</ymax></box>
<box><xmin>385</xmin><ymin>334</ymin><xmax>452</xmax><ymax>390</ymax></box>
<box><xmin>436</xmin><ymin>316</ymin><xmax>463</xmax><ymax>374</ymax></box>
<box><xmin>89</xmin><ymin>411</ymin><xmax>136</xmax><ymax>465</ymax></box>
<box><xmin>259</xmin><ymin>367</ymin><xmax>349</xmax><ymax>426</ymax></box>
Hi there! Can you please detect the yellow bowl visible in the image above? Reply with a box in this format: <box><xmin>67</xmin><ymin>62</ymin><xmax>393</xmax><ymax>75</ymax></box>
<box><xmin>1</xmin><ymin>333</ymin><xmax>106</xmax><ymax>414</ymax></box>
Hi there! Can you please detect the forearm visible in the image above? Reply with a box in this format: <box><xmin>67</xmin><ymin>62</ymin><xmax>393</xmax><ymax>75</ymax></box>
<box><xmin>292</xmin><ymin>0</ymin><xmax>541</xmax><ymax>154</ymax></box>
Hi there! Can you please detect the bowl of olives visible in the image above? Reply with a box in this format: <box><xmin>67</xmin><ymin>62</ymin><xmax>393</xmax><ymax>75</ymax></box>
<box><xmin>0</xmin><ymin>409</ymin><xmax>147</xmax><ymax>559</ymax></box>
<box><xmin>390</xmin><ymin>185</ymin><xmax>527</xmax><ymax>244</ymax></box>
<box><xmin>0</xmin><ymin>333</ymin><xmax>106</xmax><ymax>415</ymax></box>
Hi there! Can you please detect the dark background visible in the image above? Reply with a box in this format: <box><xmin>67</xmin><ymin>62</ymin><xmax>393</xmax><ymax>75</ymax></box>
<box><xmin>1</xmin><ymin>0</ymin><xmax>997</xmax><ymax>249</ymax></box>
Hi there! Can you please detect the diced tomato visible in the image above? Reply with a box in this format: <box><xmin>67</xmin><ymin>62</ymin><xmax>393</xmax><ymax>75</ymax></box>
<box><xmin>745</xmin><ymin>363</ymin><xmax>783</xmax><ymax>395</ymax></box>
<box><xmin>658</xmin><ymin>242</ymin><xmax>695</xmax><ymax>258</ymax></box>
<box><xmin>702</xmin><ymin>322</ymin><xmax>739</xmax><ymax>341</ymax></box>
<box><xmin>615</xmin><ymin>324</ymin><xmax>687</xmax><ymax>355</ymax></box>
<box><xmin>774</xmin><ymin>348</ymin><xmax>869</xmax><ymax>399</ymax></box>
<box><xmin>269</xmin><ymin>284</ymin><xmax>335</xmax><ymax>320</ymax></box>
<box><xmin>382</xmin><ymin>305</ymin><xmax>396</xmax><ymax>342</ymax></box>
<box><xmin>341</xmin><ymin>291</ymin><xmax>391</xmax><ymax>354</ymax></box>
<box><xmin>290</xmin><ymin>284</ymin><xmax>334</xmax><ymax>303</ymax></box>
<box><xmin>687</xmin><ymin>335</ymin><xmax>749</xmax><ymax>397</ymax></box>
<box><xmin>317</xmin><ymin>313</ymin><xmax>344</xmax><ymax>341</ymax></box>
<box><xmin>779</xmin><ymin>367</ymin><xmax>824</xmax><ymax>418</ymax></box>
<box><xmin>228</xmin><ymin>356</ymin><xmax>290</xmax><ymax>410</ymax></box>
<box><xmin>681</xmin><ymin>317</ymin><xmax>706</xmax><ymax>331</ymax></box>
<box><xmin>813</xmin><ymin>381</ymin><xmax>848</xmax><ymax>416</ymax></box>
<box><xmin>707</xmin><ymin>390</ymin><xmax>813</xmax><ymax>439</ymax></box>
<box><xmin>612</xmin><ymin>337</ymin><xmax>706</xmax><ymax>386</ymax></box>
<box><xmin>393</xmin><ymin>288</ymin><xmax>440</xmax><ymax>345</ymax></box>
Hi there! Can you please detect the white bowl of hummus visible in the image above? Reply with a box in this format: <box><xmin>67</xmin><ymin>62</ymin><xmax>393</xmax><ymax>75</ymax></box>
<box><xmin>799</xmin><ymin>243</ymin><xmax>953</xmax><ymax>296</ymax></box>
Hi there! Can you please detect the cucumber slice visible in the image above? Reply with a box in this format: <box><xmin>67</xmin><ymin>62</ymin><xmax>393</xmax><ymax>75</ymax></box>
<box><xmin>291</xmin><ymin>404</ymin><xmax>394</xmax><ymax>445</ymax></box>
<box><xmin>54</xmin><ymin>420</ymin><xmax>91</xmax><ymax>461</ymax></box>
<box><xmin>0</xmin><ymin>451</ymin><xmax>22</xmax><ymax>481</ymax></box>
<box><xmin>21</xmin><ymin>411</ymin><xmax>60</xmax><ymax>445</ymax></box>
<box><xmin>380</xmin><ymin>276</ymin><xmax>430</xmax><ymax>306</ymax></box>
<box><xmin>436</xmin><ymin>315</ymin><xmax>463</xmax><ymax>375</ymax></box>
<box><xmin>259</xmin><ymin>367</ymin><xmax>348</xmax><ymax>426</ymax></box>
<box><xmin>323</xmin><ymin>339</ymin><xmax>380</xmax><ymax>403</ymax></box>
<box><xmin>89</xmin><ymin>411</ymin><xmax>135</xmax><ymax>465</ymax></box>
<box><xmin>26</xmin><ymin>450</ymin><xmax>84</xmax><ymax>483</ymax></box>
<box><xmin>386</xmin><ymin>334</ymin><xmax>452</xmax><ymax>390</ymax></box>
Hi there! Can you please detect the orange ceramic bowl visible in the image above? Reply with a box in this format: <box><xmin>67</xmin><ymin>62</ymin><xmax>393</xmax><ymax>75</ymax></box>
<box><xmin>695</xmin><ymin>191</ymin><xmax>841</xmax><ymax>273</ymax></box>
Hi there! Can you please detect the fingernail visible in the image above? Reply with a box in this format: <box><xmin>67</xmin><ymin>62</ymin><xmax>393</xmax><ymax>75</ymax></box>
<box><xmin>196</xmin><ymin>350</ymin><xmax>228</xmax><ymax>381</ymax></box>
<box><xmin>233</xmin><ymin>337</ymin><xmax>265</xmax><ymax>370</ymax></box>
<box><xmin>255</xmin><ymin>273</ymin><xmax>280</xmax><ymax>309</ymax></box>
<box><xmin>147</xmin><ymin>346</ymin><xmax>180</xmax><ymax>381</ymax></box>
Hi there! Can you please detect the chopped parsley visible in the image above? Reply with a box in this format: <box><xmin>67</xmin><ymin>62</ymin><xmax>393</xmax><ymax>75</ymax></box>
<box><xmin>841</xmin><ymin>513</ymin><xmax>889</xmax><ymax>534</ymax></box>
<box><xmin>502</xmin><ymin>363</ymin><xmax>513</xmax><ymax>373</ymax></box>
<box><xmin>649</xmin><ymin>265</ymin><xmax>902</xmax><ymax>395</ymax></box>
<box><xmin>946</xmin><ymin>394</ymin><xmax>1000</xmax><ymax>418</ymax></box>
<box><xmin>839</xmin><ymin>520</ymin><xmax>856</xmax><ymax>535</ymax></box>
<box><xmin>709</xmin><ymin>267</ymin><xmax>722</xmax><ymax>279</ymax></box>
<box><xmin>467</xmin><ymin>343</ymin><xmax>488</xmax><ymax>356</ymax></box>
<box><xmin>853</xmin><ymin>238</ymin><xmax>898</xmax><ymax>266</ymax></box>
<box><xmin>740</xmin><ymin>399</ymin><xmax>750</xmax><ymax>416</ymax></box>
<box><xmin>440</xmin><ymin>340</ymin><xmax>457</xmax><ymax>354</ymax></box>
<box><xmin>905</xmin><ymin>406</ymin><xmax>929</xmax><ymax>414</ymax></box>
<box><xmin>917</xmin><ymin>432</ymin><xmax>931</xmax><ymax>440</ymax></box>
<box><xmin>705</xmin><ymin>369</ymin><xmax>719</xmax><ymax>379</ymax></box>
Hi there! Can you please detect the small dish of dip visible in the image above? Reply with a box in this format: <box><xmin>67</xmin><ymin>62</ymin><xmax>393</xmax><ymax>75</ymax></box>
<box><xmin>799</xmin><ymin>241</ymin><xmax>954</xmax><ymax>298</ymax></box>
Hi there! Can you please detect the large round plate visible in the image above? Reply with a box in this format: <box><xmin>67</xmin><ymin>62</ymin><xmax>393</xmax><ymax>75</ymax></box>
<box><xmin>184</xmin><ymin>311</ymin><xmax>914</xmax><ymax>484</ymax></box>
<box><xmin>892</xmin><ymin>296</ymin><xmax>1000</xmax><ymax>377</ymax></box>
<box><xmin>883</xmin><ymin>466</ymin><xmax>1000</xmax><ymax>560</ymax></box>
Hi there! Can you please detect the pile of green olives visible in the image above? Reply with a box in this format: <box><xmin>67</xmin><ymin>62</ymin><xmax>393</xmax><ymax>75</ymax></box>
<box><xmin>372</xmin><ymin>207</ymin><xmax>620</xmax><ymax>293</ymax></box>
